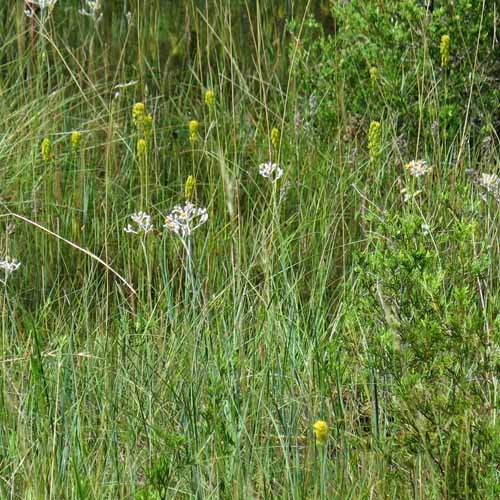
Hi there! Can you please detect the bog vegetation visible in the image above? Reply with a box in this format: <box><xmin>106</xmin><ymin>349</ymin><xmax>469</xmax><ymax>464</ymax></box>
<box><xmin>0</xmin><ymin>0</ymin><xmax>499</xmax><ymax>498</ymax></box>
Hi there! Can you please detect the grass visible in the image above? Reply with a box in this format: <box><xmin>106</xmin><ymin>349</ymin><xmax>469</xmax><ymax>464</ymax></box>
<box><xmin>0</xmin><ymin>0</ymin><xmax>498</xmax><ymax>498</ymax></box>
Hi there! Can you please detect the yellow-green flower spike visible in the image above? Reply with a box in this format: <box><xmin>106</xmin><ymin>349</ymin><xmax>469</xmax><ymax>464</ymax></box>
<box><xmin>189</xmin><ymin>119</ymin><xmax>199</xmax><ymax>143</ymax></box>
<box><xmin>271</xmin><ymin>127</ymin><xmax>280</xmax><ymax>149</ymax></box>
<box><xmin>71</xmin><ymin>131</ymin><xmax>81</xmax><ymax>151</ymax></box>
<box><xmin>370</xmin><ymin>66</ymin><xmax>379</xmax><ymax>87</ymax></box>
<box><xmin>440</xmin><ymin>34</ymin><xmax>450</xmax><ymax>68</ymax></box>
<box><xmin>41</xmin><ymin>138</ymin><xmax>51</xmax><ymax>162</ymax></box>
<box><xmin>132</xmin><ymin>102</ymin><xmax>146</xmax><ymax>128</ymax></box>
<box><xmin>313</xmin><ymin>420</ymin><xmax>329</xmax><ymax>445</ymax></box>
<box><xmin>204</xmin><ymin>89</ymin><xmax>215</xmax><ymax>107</ymax></box>
<box><xmin>184</xmin><ymin>175</ymin><xmax>196</xmax><ymax>200</ymax></box>
<box><xmin>368</xmin><ymin>121</ymin><xmax>381</xmax><ymax>164</ymax></box>
<box><xmin>137</xmin><ymin>138</ymin><xmax>147</xmax><ymax>156</ymax></box>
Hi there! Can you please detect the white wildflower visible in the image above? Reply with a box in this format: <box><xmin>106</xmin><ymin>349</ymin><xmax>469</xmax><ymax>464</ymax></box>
<box><xmin>400</xmin><ymin>188</ymin><xmax>422</xmax><ymax>203</ymax></box>
<box><xmin>25</xmin><ymin>0</ymin><xmax>58</xmax><ymax>9</ymax></box>
<box><xmin>478</xmin><ymin>173</ymin><xmax>500</xmax><ymax>192</ymax></box>
<box><xmin>404</xmin><ymin>159</ymin><xmax>432</xmax><ymax>177</ymax></box>
<box><xmin>478</xmin><ymin>173</ymin><xmax>500</xmax><ymax>201</ymax></box>
<box><xmin>24</xmin><ymin>0</ymin><xmax>58</xmax><ymax>17</ymax></box>
<box><xmin>259</xmin><ymin>161</ymin><xmax>284</xmax><ymax>182</ymax></box>
<box><xmin>0</xmin><ymin>257</ymin><xmax>21</xmax><ymax>284</ymax></box>
<box><xmin>163</xmin><ymin>202</ymin><xmax>208</xmax><ymax>238</ymax></box>
<box><xmin>79</xmin><ymin>0</ymin><xmax>103</xmax><ymax>22</ymax></box>
<box><xmin>123</xmin><ymin>212</ymin><xmax>154</xmax><ymax>235</ymax></box>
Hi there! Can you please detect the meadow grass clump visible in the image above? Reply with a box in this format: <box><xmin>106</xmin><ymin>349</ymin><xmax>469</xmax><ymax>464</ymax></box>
<box><xmin>0</xmin><ymin>1</ymin><xmax>498</xmax><ymax>498</ymax></box>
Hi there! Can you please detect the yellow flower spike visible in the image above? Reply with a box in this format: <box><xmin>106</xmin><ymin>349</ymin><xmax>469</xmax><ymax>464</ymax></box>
<box><xmin>184</xmin><ymin>175</ymin><xmax>196</xmax><ymax>200</ymax></box>
<box><xmin>41</xmin><ymin>138</ymin><xmax>51</xmax><ymax>162</ymax></box>
<box><xmin>189</xmin><ymin>119</ymin><xmax>199</xmax><ymax>135</ymax></box>
<box><xmin>270</xmin><ymin>127</ymin><xmax>280</xmax><ymax>149</ymax></box>
<box><xmin>368</xmin><ymin>120</ymin><xmax>381</xmax><ymax>164</ymax></box>
<box><xmin>369</xmin><ymin>66</ymin><xmax>379</xmax><ymax>87</ymax></box>
<box><xmin>132</xmin><ymin>102</ymin><xmax>145</xmax><ymax>128</ymax></box>
<box><xmin>71</xmin><ymin>131</ymin><xmax>81</xmax><ymax>151</ymax></box>
<box><xmin>440</xmin><ymin>34</ymin><xmax>450</xmax><ymax>68</ymax></box>
<box><xmin>313</xmin><ymin>420</ymin><xmax>329</xmax><ymax>446</ymax></box>
<box><xmin>137</xmin><ymin>138</ymin><xmax>147</xmax><ymax>156</ymax></box>
<box><xmin>189</xmin><ymin>119</ymin><xmax>199</xmax><ymax>143</ymax></box>
<box><xmin>204</xmin><ymin>89</ymin><xmax>215</xmax><ymax>107</ymax></box>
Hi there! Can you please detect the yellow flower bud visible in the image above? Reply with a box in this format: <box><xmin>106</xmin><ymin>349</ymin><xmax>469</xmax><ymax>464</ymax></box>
<box><xmin>41</xmin><ymin>138</ymin><xmax>51</xmax><ymax>162</ymax></box>
<box><xmin>204</xmin><ymin>89</ymin><xmax>215</xmax><ymax>107</ymax></box>
<box><xmin>184</xmin><ymin>175</ymin><xmax>196</xmax><ymax>200</ymax></box>
<box><xmin>71</xmin><ymin>131</ymin><xmax>81</xmax><ymax>151</ymax></box>
<box><xmin>271</xmin><ymin>127</ymin><xmax>280</xmax><ymax>149</ymax></box>
<box><xmin>137</xmin><ymin>138</ymin><xmax>147</xmax><ymax>156</ymax></box>
<box><xmin>189</xmin><ymin>119</ymin><xmax>199</xmax><ymax>143</ymax></box>
<box><xmin>313</xmin><ymin>420</ymin><xmax>329</xmax><ymax>445</ymax></box>
<box><xmin>132</xmin><ymin>102</ymin><xmax>145</xmax><ymax>128</ymax></box>
<box><xmin>368</xmin><ymin>121</ymin><xmax>381</xmax><ymax>164</ymax></box>
<box><xmin>440</xmin><ymin>34</ymin><xmax>450</xmax><ymax>68</ymax></box>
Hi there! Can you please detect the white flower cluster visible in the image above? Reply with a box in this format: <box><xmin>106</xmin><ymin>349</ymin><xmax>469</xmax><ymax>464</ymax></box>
<box><xmin>124</xmin><ymin>203</ymin><xmax>208</xmax><ymax>241</ymax></box>
<box><xmin>478</xmin><ymin>173</ymin><xmax>500</xmax><ymax>201</ymax></box>
<box><xmin>79</xmin><ymin>0</ymin><xmax>103</xmax><ymax>22</ymax></box>
<box><xmin>404</xmin><ymin>159</ymin><xmax>432</xmax><ymax>177</ymax></box>
<box><xmin>163</xmin><ymin>202</ymin><xmax>208</xmax><ymax>238</ymax></box>
<box><xmin>0</xmin><ymin>257</ymin><xmax>21</xmax><ymax>284</ymax></box>
<box><xmin>24</xmin><ymin>0</ymin><xmax>58</xmax><ymax>17</ymax></box>
<box><xmin>259</xmin><ymin>161</ymin><xmax>284</xmax><ymax>182</ymax></box>
<box><xmin>123</xmin><ymin>212</ymin><xmax>154</xmax><ymax>235</ymax></box>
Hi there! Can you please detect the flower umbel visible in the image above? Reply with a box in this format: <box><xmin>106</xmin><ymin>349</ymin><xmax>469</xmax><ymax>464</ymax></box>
<box><xmin>79</xmin><ymin>0</ymin><xmax>103</xmax><ymax>22</ymax></box>
<box><xmin>163</xmin><ymin>202</ymin><xmax>208</xmax><ymax>239</ymax></box>
<box><xmin>24</xmin><ymin>0</ymin><xmax>58</xmax><ymax>16</ymax></box>
<box><xmin>259</xmin><ymin>161</ymin><xmax>283</xmax><ymax>182</ymax></box>
<box><xmin>405</xmin><ymin>159</ymin><xmax>432</xmax><ymax>177</ymax></box>
<box><xmin>0</xmin><ymin>257</ymin><xmax>21</xmax><ymax>284</ymax></box>
<box><xmin>478</xmin><ymin>173</ymin><xmax>500</xmax><ymax>202</ymax></box>
<box><xmin>123</xmin><ymin>212</ymin><xmax>154</xmax><ymax>235</ymax></box>
<box><xmin>313</xmin><ymin>420</ymin><xmax>329</xmax><ymax>446</ymax></box>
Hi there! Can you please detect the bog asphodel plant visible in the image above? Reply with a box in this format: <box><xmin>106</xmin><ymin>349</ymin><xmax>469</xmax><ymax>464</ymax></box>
<box><xmin>270</xmin><ymin>127</ymin><xmax>280</xmax><ymax>149</ymax></box>
<box><xmin>70</xmin><ymin>131</ymin><xmax>81</xmax><ymax>151</ymax></box>
<box><xmin>204</xmin><ymin>89</ymin><xmax>215</xmax><ymax>107</ymax></box>
<box><xmin>189</xmin><ymin>120</ymin><xmax>199</xmax><ymax>143</ymax></box>
<box><xmin>368</xmin><ymin>121</ymin><xmax>381</xmax><ymax>165</ymax></box>
<box><xmin>313</xmin><ymin>420</ymin><xmax>329</xmax><ymax>446</ymax></box>
<box><xmin>137</xmin><ymin>138</ymin><xmax>147</xmax><ymax>156</ymax></box>
<box><xmin>440</xmin><ymin>34</ymin><xmax>451</xmax><ymax>68</ymax></box>
<box><xmin>132</xmin><ymin>102</ymin><xmax>153</xmax><ymax>138</ymax></box>
<box><xmin>41</xmin><ymin>137</ymin><xmax>51</xmax><ymax>162</ymax></box>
